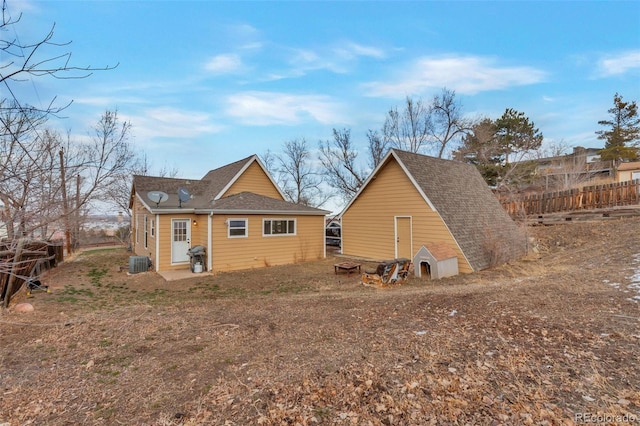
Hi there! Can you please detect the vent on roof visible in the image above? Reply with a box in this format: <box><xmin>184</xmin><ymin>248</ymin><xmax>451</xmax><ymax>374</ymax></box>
<box><xmin>129</xmin><ymin>256</ymin><xmax>150</xmax><ymax>274</ymax></box>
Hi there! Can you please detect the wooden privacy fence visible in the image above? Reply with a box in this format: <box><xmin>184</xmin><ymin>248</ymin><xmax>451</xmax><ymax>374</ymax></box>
<box><xmin>500</xmin><ymin>180</ymin><xmax>640</xmax><ymax>218</ymax></box>
<box><xmin>0</xmin><ymin>239</ymin><xmax>61</xmax><ymax>308</ymax></box>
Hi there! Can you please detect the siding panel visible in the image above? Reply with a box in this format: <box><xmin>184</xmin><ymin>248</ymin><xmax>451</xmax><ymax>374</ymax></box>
<box><xmin>211</xmin><ymin>214</ymin><xmax>324</xmax><ymax>272</ymax></box>
<box><xmin>342</xmin><ymin>158</ymin><xmax>473</xmax><ymax>273</ymax></box>
<box><xmin>224</xmin><ymin>162</ymin><xmax>283</xmax><ymax>199</ymax></box>
<box><xmin>157</xmin><ymin>214</ymin><xmax>206</xmax><ymax>271</ymax></box>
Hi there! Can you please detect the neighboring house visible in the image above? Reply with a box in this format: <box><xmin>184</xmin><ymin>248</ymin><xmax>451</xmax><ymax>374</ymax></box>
<box><xmin>340</xmin><ymin>149</ymin><xmax>527</xmax><ymax>273</ymax></box>
<box><xmin>129</xmin><ymin>155</ymin><xmax>329</xmax><ymax>273</ymax></box>
<box><xmin>616</xmin><ymin>161</ymin><xmax>640</xmax><ymax>183</ymax></box>
<box><xmin>532</xmin><ymin>146</ymin><xmax>614</xmax><ymax>190</ymax></box>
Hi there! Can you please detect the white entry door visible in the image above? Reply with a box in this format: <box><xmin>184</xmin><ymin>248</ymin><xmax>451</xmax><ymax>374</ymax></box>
<box><xmin>171</xmin><ymin>219</ymin><xmax>190</xmax><ymax>263</ymax></box>
<box><xmin>395</xmin><ymin>216</ymin><xmax>412</xmax><ymax>259</ymax></box>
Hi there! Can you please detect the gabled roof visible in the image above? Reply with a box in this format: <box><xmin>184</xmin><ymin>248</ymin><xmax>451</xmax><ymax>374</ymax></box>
<box><xmin>130</xmin><ymin>155</ymin><xmax>325</xmax><ymax>215</ymax></box>
<box><xmin>130</xmin><ymin>175</ymin><xmax>201</xmax><ymax>210</ymax></box>
<box><xmin>342</xmin><ymin>149</ymin><xmax>526</xmax><ymax>271</ymax></box>
<box><xmin>210</xmin><ymin>192</ymin><xmax>329</xmax><ymax>215</ymax></box>
<box><xmin>195</xmin><ymin>155</ymin><xmax>285</xmax><ymax>201</ymax></box>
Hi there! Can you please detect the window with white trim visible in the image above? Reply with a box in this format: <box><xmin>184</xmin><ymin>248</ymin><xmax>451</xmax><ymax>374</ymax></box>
<box><xmin>228</xmin><ymin>218</ymin><xmax>248</xmax><ymax>238</ymax></box>
<box><xmin>150</xmin><ymin>219</ymin><xmax>155</xmax><ymax>237</ymax></box>
<box><xmin>135</xmin><ymin>214</ymin><xmax>139</xmax><ymax>243</ymax></box>
<box><xmin>263</xmin><ymin>219</ymin><xmax>296</xmax><ymax>236</ymax></box>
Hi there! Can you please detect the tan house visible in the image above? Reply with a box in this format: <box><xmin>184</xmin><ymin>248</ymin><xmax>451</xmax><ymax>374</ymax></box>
<box><xmin>129</xmin><ymin>155</ymin><xmax>329</xmax><ymax>273</ymax></box>
<box><xmin>340</xmin><ymin>149</ymin><xmax>527</xmax><ymax>273</ymax></box>
<box><xmin>616</xmin><ymin>161</ymin><xmax>640</xmax><ymax>183</ymax></box>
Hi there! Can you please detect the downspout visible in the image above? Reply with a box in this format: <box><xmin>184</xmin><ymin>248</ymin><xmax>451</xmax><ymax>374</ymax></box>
<box><xmin>155</xmin><ymin>214</ymin><xmax>160</xmax><ymax>272</ymax></box>
<box><xmin>208</xmin><ymin>212</ymin><xmax>213</xmax><ymax>271</ymax></box>
<box><xmin>323</xmin><ymin>217</ymin><xmax>327</xmax><ymax>259</ymax></box>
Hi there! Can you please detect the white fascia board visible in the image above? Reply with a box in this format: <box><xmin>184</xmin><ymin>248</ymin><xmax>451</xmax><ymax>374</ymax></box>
<box><xmin>391</xmin><ymin>151</ymin><xmax>437</xmax><ymax>212</ymax></box>
<box><xmin>337</xmin><ymin>150</ymin><xmax>395</xmax><ymax>219</ymax></box>
<box><xmin>208</xmin><ymin>209</ymin><xmax>329</xmax><ymax>216</ymax></box>
<box><xmin>150</xmin><ymin>208</ymin><xmax>198</xmax><ymax>214</ymax></box>
<box><xmin>213</xmin><ymin>155</ymin><xmax>287</xmax><ymax>201</ymax></box>
<box><xmin>338</xmin><ymin>149</ymin><xmax>439</xmax><ymax>217</ymax></box>
<box><xmin>136</xmin><ymin>192</ymin><xmax>155</xmax><ymax>213</ymax></box>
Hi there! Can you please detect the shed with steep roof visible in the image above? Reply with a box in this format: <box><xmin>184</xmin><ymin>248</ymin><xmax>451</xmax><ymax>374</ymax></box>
<box><xmin>340</xmin><ymin>149</ymin><xmax>527</xmax><ymax>273</ymax></box>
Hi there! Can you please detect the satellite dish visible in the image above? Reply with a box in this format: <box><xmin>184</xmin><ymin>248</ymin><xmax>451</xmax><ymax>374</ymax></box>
<box><xmin>147</xmin><ymin>191</ymin><xmax>168</xmax><ymax>207</ymax></box>
<box><xmin>178</xmin><ymin>187</ymin><xmax>191</xmax><ymax>207</ymax></box>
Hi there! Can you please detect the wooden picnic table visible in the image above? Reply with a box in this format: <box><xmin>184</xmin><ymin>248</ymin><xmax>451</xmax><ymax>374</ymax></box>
<box><xmin>334</xmin><ymin>262</ymin><xmax>361</xmax><ymax>275</ymax></box>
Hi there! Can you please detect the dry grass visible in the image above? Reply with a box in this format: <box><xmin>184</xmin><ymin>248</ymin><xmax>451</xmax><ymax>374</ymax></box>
<box><xmin>1</xmin><ymin>218</ymin><xmax>639</xmax><ymax>425</ymax></box>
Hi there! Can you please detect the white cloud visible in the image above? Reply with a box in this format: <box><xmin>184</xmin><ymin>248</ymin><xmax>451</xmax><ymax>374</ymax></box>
<box><xmin>6</xmin><ymin>0</ymin><xmax>39</xmax><ymax>15</ymax></box>
<box><xmin>287</xmin><ymin>41</ymin><xmax>386</xmax><ymax>76</ymax></box>
<box><xmin>73</xmin><ymin>95</ymin><xmax>149</xmax><ymax>107</ymax></box>
<box><xmin>231</xmin><ymin>23</ymin><xmax>260</xmax><ymax>39</ymax></box>
<box><xmin>363</xmin><ymin>55</ymin><xmax>547</xmax><ymax>97</ymax></box>
<box><xmin>225</xmin><ymin>91</ymin><xmax>346</xmax><ymax>125</ymax></box>
<box><xmin>333</xmin><ymin>42</ymin><xmax>386</xmax><ymax>60</ymax></box>
<box><xmin>288</xmin><ymin>48</ymin><xmax>346</xmax><ymax>74</ymax></box>
<box><xmin>127</xmin><ymin>107</ymin><xmax>223</xmax><ymax>140</ymax></box>
<box><xmin>595</xmin><ymin>50</ymin><xmax>640</xmax><ymax>77</ymax></box>
<box><xmin>204</xmin><ymin>54</ymin><xmax>244</xmax><ymax>74</ymax></box>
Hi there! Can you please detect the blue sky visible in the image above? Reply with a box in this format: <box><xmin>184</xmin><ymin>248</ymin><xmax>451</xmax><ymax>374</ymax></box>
<box><xmin>7</xmin><ymin>1</ymin><xmax>640</xmax><ymax>207</ymax></box>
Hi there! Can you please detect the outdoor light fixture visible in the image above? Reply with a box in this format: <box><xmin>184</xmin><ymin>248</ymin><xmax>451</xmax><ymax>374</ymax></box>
<box><xmin>193</xmin><ymin>220</ymin><xmax>197</xmax><ymax>226</ymax></box>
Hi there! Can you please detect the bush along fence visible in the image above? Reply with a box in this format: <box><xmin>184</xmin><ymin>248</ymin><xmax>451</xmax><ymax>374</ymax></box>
<box><xmin>499</xmin><ymin>179</ymin><xmax>640</xmax><ymax>219</ymax></box>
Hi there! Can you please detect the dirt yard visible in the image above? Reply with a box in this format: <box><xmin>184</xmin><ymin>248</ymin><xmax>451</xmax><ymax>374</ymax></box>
<box><xmin>1</xmin><ymin>217</ymin><xmax>639</xmax><ymax>425</ymax></box>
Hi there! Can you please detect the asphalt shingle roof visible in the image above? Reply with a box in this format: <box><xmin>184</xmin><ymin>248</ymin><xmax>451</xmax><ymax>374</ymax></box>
<box><xmin>194</xmin><ymin>155</ymin><xmax>256</xmax><ymax>201</ymax></box>
<box><xmin>131</xmin><ymin>156</ymin><xmax>327</xmax><ymax>215</ymax></box>
<box><xmin>392</xmin><ymin>149</ymin><xmax>527</xmax><ymax>271</ymax></box>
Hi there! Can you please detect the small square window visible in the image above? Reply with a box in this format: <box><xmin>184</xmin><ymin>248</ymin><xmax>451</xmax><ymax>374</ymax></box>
<box><xmin>228</xmin><ymin>218</ymin><xmax>247</xmax><ymax>238</ymax></box>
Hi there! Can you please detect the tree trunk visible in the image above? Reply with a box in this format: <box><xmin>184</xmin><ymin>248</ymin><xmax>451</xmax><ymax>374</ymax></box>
<box><xmin>3</xmin><ymin>238</ymin><xmax>25</xmax><ymax>308</ymax></box>
<box><xmin>59</xmin><ymin>149</ymin><xmax>72</xmax><ymax>255</ymax></box>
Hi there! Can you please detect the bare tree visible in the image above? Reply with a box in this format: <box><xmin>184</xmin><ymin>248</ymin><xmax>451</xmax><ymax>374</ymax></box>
<box><xmin>430</xmin><ymin>88</ymin><xmax>471</xmax><ymax>158</ymax></box>
<box><xmin>0</xmin><ymin>108</ymin><xmax>136</xmax><ymax>253</ymax></box>
<box><xmin>365</xmin><ymin>129</ymin><xmax>392</xmax><ymax>169</ymax></box>
<box><xmin>62</xmin><ymin>109</ymin><xmax>134</xmax><ymax>249</ymax></box>
<box><xmin>0</xmin><ymin>0</ymin><xmax>116</xmax><ymax>119</ymax></box>
<box><xmin>275</xmin><ymin>138</ymin><xmax>330</xmax><ymax>207</ymax></box>
<box><xmin>259</xmin><ymin>149</ymin><xmax>279</xmax><ymax>179</ymax></box>
<box><xmin>0</xmin><ymin>105</ymin><xmax>64</xmax><ymax>240</ymax></box>
<box><xmin>318</xmin><ymin>129</ymin><xmax>367</xmax><ymax>202</ymax></box>
<box><xmin>532</xmin><ymin>142</ymin><xmax>605</xmax><ymax>191</ymax></box>
<box><xmin>107</xmin><ymin>152</ymin><xmax>179</xmax><ymax>218</ymax></box>
<box><xmin>381</xmin><ymin>96</ymin><xmax>431</xmax><ymax>153</ymax></box>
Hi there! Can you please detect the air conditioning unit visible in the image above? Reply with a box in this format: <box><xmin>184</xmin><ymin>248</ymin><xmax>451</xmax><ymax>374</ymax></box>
<box><xmin>129</xmin><ymin>256</ymin><xmax>150</xmax><ymax>274</ymax></box>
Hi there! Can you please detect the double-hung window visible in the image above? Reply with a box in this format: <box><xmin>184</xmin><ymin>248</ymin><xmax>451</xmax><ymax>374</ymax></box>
<box><xmin>263</xmin><ymin>219</ymin><xmax>296</xmax><ymax>236</ymax></box>
<box><xmin>228</xmin><ymin>218</ymin><xmax>248</xmax><ymax>238</ymax></box>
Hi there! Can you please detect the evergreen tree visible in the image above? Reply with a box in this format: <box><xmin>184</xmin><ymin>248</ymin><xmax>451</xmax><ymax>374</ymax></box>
<box><xmin>455</xmin><ymin>110</ymin><xmax>542</xmax><ymax>188</ymax></box>
<box><xmin>596</xmin><ymin>93</ymin><xmax>640</xmax><ymax>162</ymax></box>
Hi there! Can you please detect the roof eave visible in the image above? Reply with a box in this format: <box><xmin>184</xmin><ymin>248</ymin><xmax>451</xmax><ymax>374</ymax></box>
<box><xmin>209</xmin><ymin>208</ymin><xmax>329</xmax><ymax>216</ymax></box>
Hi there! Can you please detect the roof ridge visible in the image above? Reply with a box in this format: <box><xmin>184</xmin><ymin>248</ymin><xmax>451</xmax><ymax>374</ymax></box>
<box><xmin>200</xmin><ymin>154</ymin><xmax>255</xmax><ymax>179</ymax></box>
